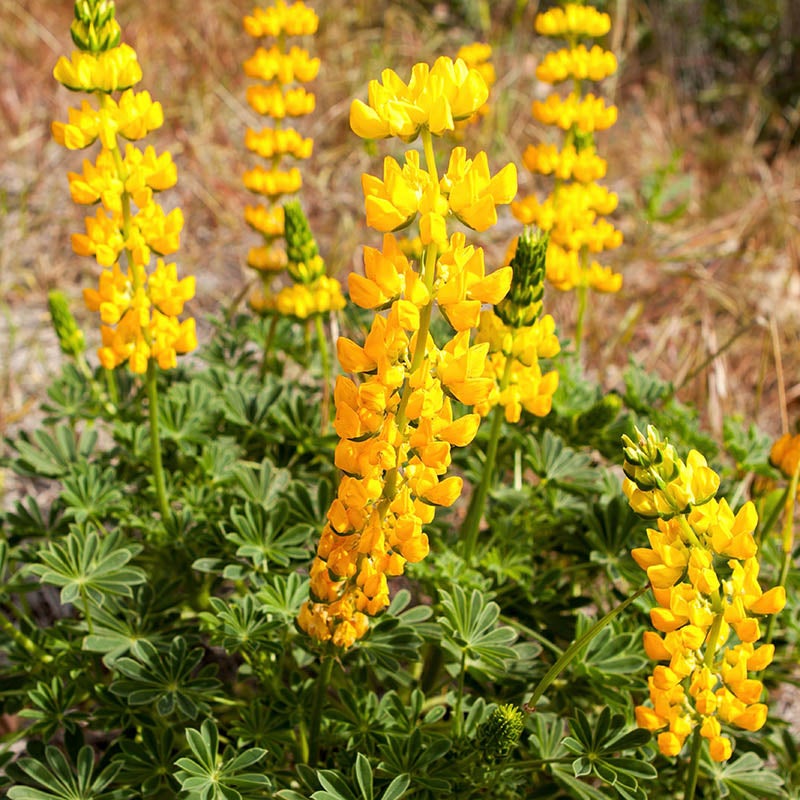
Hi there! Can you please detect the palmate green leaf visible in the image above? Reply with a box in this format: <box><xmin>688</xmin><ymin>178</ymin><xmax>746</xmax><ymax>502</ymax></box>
<box><xmin>355</xmin><ymin>590</ymin><xmax>432</xmax><ymax>676</ymax></box>
<box><xmin>18</xmin><ymin>678</ymin><xmax>87</xmax><ymax>741</ymax></box>
<box><xmin>524</xmin><ymin>429</ymin><xmax>602</xmax><ymax>495</ymax></box>
<box><xmin>232</xmin><ymin>459</ymin><xmax>292</xmax><ymax>510</ymax></box>
<box><xmin>199</xmin><ymin>595</ymin><xmax>283</xmax><ymax>656</ymax></box>
<box><xmin>571</xmin><ymin>620</ymin><xmax>649</xmax><ymax>688</ymax></box>
<box><xmin>257</xmin><ymin>572</ymin><xmax>309</xmax><ymax>622</ymax></box>
<box><xmin>4</xmin><ymin>495</ymin><xmax>65</xmax><ymax>541</ymax></box>
<box><xmin>110</xmin><ymin>637</ymin><xmax>221</xmax><ymax>721</ymax></box>
<box><xmin>562</xmin><ymin>708</ymin><xmax>655</xmax><ymax>800</ymax></box>
<box><xmin>378</xmin><ymin>729</ymin><xmax>450</xmax><ymax>797</ymax></box>
<box><xmin>8</xmin><ymin>425</ymin><xmax>97</xmax><ymax>479</ymax></box>
<box><xmin>59</xmin><ymin>465</ymin><xmax>124</xmax><ymax>526</ymax></box>
<box><xmin>28</xmin><ymin>528</ymin><xmax>145</xmax><ymax>607</ymax></box>
<box><xmin>158</xmin><ymin>379</ymin><xmax>220</xmax><ymax>450</ymax></box>
<box><xmin>223</xmin><ymin>501</ymin><xmax>310</xmax><ymax>571</ymax></box>
<box><xmin>174</xmin><ymin>719</ymin><xmax>270</xmax><ymax>800</ymax></box>
<box><xmin>438</xmin><ymin>586</ymin><xmax>517</xmax><ymax>677</ymax></box>
<box><xmin>701</xmin><ymin>750</ymin><xmax>787</xmax><ymax>799</ymax></box>
<box><xmin>8</xmin><ymin>745</ymin><xmax>123</xmax><ymax>800</ymax></box>
<box><xmin>222</xmin><ymin>380</ymin><xmax>283</xmax><ymax>433</ymax></box>
<box><xmin>113</xmin><ymin>726</ymin><xmax>177</xmax><ymax>796</ymax></box>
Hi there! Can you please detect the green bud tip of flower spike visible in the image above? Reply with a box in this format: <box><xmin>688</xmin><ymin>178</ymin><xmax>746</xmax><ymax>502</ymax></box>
<box><xmin>477</xmin><ymin>704</ymin><xmax>526</xmax><ymax>760</ymax></box>
<box><xmin>495</xmin><ymin>228</ymin><xmax>548</xmax><ymax>328</ymax></box>
<box><xmin>48</xmin><ymin>290</ymin><xmax>86</xmax><ymax>358</ymax></box>
<box><xmin>283</xmin><ymin>200</ymin><xmax>324</xmax><ymax>284</ymax></box>
<box><xmin>71</xmin><ymin>0</ymin><xmax>121</xmax><ymax>53</ymax></box>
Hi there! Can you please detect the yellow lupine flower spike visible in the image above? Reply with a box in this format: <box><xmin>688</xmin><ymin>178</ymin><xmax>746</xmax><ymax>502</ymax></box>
<box><xmin>516</xmin><ymin>1</ymin><xmax>622</xmax><ymax>313</ymax></box>
<box><xmin>625</xmin><ymin>426</ymin><xmax>785</xmax><ymax>762</ymax></box>
<box><xmin>54</xmin><ymin>0</ymin><xmax>195</xmax><ymax>374</ymax></box>
<box><xmin>300</xmin><ymin>59</ymin><xmax>515</xmax><ymax>649</ymax></box>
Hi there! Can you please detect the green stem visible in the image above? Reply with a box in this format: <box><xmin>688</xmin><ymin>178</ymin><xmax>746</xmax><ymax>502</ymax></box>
<box><xmin>0</xmin><ymin>605</ymin><xmax>53</xmax><ymax>662</ymax></box>
<box><xmin>684</xmin><ymin>728</ymin><xmax>704</xmax><ymax>800</ymax></box>
<box><xmin>685</xmin><ymin>610</ymin><xmax>724</xmax><ymax>800</ymax></box>
<box><xmin>453</xmin><ymin>650</ymin><xmax>467</xmax><ymax>739</ymax></box>
<box><xmin>259</xmin><ymin>314</ymin><xmax>279</xmax><ymax>380</ymax></box>
<box><xmin>314</xmin><ymin>314</ymin><xmax>331</xmax><ymax>433</ymax></box>
<box><xmin>461</xmin><ymin>404</ymin><xmax>503</xmax><ymax>565</ymax></box>
<box><xmin>461</xmin><ymin>355</ymin><xmax>514</xmax><ymax>565</ymax></box>
<box><xmin>104</xmin><ymin>366</ymin><xmax>120</xmax><ymax>407</ymax></box>
<box><xmin>308</xmin><ymin>656</ymin><xmax>334</xmax><ymax>766</ymax></box>
<box><xmin>145</xmin><ymin>358</ymin><xmax>170</xmax><ymax>521</ymax></box>
<box><xmin>573</xmin><ymin>273</ymin><xmax>588</xmax><ymax>356</ymax></box>
<box><xmin>765</xmin><ymin>462</ymin><xmax>799</xmax><ymax>644</ymax></box>
<box><xmin>527</xmin><ymin>585</ymin><xmax>649</xmax><ymax>709</ymax></box>
<box><xmin>79</xmin><ymin>584</ymin><xmax>94</xmax><ymax>635</ymax></box>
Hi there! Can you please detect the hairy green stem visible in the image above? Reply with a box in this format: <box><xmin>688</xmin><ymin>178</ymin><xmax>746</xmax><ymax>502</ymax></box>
<box><xmin>527</xmin><ymin>585</ymin><xmax>649</xmax><ymax>709</ymax></box>
<box><xmin>308</xmin><ymin>656</ymin><xmax>334</xmax><ymax>766</ymax></box>
<box><xmin>146</xmin><ymin>358</ymin><xmax>170</xmax><ymax>522</ymax></box>
<box><xmin>684</xmin><ymin>728</ymin><xmax>704</xmax><ymax>800</ymax></box>
<box><xmin>259</xmin><ymin>314</ymin><xmax>279</xmax><ymax>380</ymax></box>
<box><xmin>314</xmin><ymin>314</ymin><xmax>331</xmax><ymax>433</ymax></box>
<box><xmin>453</xmin><ymin>650</ymin><xmax>467</xmax><ymax>739</ymax></box>
<box><xmin>461</xmin><ymin>356</ymin><xmax>514</xmax><ymax>565</ymax></box>
<box><xmin>765</xmin><ymin>461</ymin><xmax>799</xmax><ymax>644</ymax></box>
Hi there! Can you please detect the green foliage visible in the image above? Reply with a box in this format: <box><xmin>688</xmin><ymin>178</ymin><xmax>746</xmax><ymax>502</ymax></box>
<box><xmin>2</xmin><ymin>252</ymin><xmax>797</xmax><ymax>800</ymax></box>
<box><xmin>174</xmin><ymin>719</ymin><xmax>271</xmax><ymax>800</ymax></box>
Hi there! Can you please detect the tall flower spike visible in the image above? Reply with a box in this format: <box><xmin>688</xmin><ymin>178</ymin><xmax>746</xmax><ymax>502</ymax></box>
<box><xmin>514</xmin><ymin>2</ymin><xmax>622</xmax><ymax>350</ymax></box>
<box><xmin>624</xmin><ymin>426</ymin><xmax>785</xmax><ymax>763</ymax></box>
<box><xmin>53</xmin><ymin>0</ymin><xmax>196</xmax><ymax>374</ymax></box>
<box><xmin>242</xmin><ymin>0</ymin><xmax>320</xmax><ymax>314</ymax></box>
<box><xmin>298</xmin><ymin>58</ymin><xmax>516</xmax><ymax>649</ymax></box>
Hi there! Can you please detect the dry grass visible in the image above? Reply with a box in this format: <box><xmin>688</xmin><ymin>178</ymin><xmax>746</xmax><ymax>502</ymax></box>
<box><xmin>1</xmin><ymin>0</ymin><xmax>799</xmax><ymax>442</ymax></box>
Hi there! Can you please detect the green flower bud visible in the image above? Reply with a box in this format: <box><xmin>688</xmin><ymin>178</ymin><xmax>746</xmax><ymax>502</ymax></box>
<box><xmin>495</xmin><ymin>228</ymin><xmax>547</xmax><ymax>328</ymax></box>
<box><xmin>574</xmin><ymin>392</ymin><xmax>622</xmax><ymax>435</ymax></box>
<box><xmin>71</xmin><ymin>0</ymin><xmax>120</xmax><ymax>52</ymax></box>
<box><xmin>477</xmin><ymin>704</ymin><xmax>525</xmax><ymax>760</ymax></box>
<box><xmin>284</xmin><ymin>201</ymin><xmax>324</xmax><ymax>284</ymax></box>
<box><xmin>48</xmin><ymin>290</ymin><xmax>86</xmax><ymax>358</ymax></box>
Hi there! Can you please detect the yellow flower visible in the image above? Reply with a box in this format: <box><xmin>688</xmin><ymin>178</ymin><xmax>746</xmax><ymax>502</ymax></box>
<box><xmin>440</xmin><ymin>148</ymin><xmax>517</xmax><ymax>231</ymax></box>
<box><xmin>53</xmin><ymin>43</ymin><xmax>142</xmax><ymax>93</ymax></box>
<box><xmin>535</xmin><ymin>4</ymin><xmax>612</xmax><ymax>38</ymax></box>
<box><xmin>536</xmin><ymin>44</ymin><xmax>617</xmax><ymax>85</ymax></box>
<box><xmin>350</xmin><ymin>56</ymin><xmax>489</xmax><ymax>141</ymax></box>
<box><xmin>244</xmin><ymin>0</ymin><xmax>319</xmax><ymax>38</ymax></box>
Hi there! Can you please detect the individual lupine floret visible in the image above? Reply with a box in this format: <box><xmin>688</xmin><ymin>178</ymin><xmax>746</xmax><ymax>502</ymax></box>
<box><xmin>453</xmin><ymin>42</ymin><xmax>495</xmax><ymax>133</ymax></box>
<box><xmin>52</xmin><ymin>0</ymin><xmax>196</xmax><ymax>374</ymax></box>
<box><xmin>514</xmin><ymin>2</ymin><xmax>622</xmax><ymax>350</ymax></box>
<box><xmin>770</xmin><ymin>432</ymin><xmax>800</xmax><ymax>486</ymax></box>
<box><xmin>473</xmin><ymin>229</ymin><xmax>560</xmax><ymax>423</ymax></box>
<box><xmin>242</xmin><ymin>0</ymin><xmax>319</xmax><ymax>312</ymax></box>
<box><xmin>624</xmin><ymin>426</ymin><xmax>786</xmax><ymax>762</ymax></box>
<box><xmin>299</xmin><ymin>58</ymin><xmax>515</xmax><ymax>648</ymax></box>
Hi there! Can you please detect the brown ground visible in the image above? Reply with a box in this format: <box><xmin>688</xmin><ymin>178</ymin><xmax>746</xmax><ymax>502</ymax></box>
<box><xmin>1</xmin><ymin>0</ymin><xmax>799</xmax><ymax>442</ymax></box>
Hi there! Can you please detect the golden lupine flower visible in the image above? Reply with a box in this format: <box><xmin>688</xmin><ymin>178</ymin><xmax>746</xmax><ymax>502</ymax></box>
<box><xmin>534</xmin><ymin>3</ymin><xmax>612</xmax><ymax>38</ymax></box>
<box><xmin>243</xmin><ymin>1</ymin><xmax>319</xmax><ymax>314</ymax></box>
<box><xmin>625</xmin><ymin>426</ymin><xmax>785</xmax><ymax>761</ymax></box>
<box><xmin>54</xmin><ymin>0</ymin><xmax>195</xmax><ymax>374</ymax></box>
<box><xmin>243</xmin><ymin>0</ymin><xmax>319</xmax><ymax>38</ymax></box>
<box><xmin>349</xmin><ymin>56</ymin><xmax>489</xmax><ymax>141</ymax></box>
<box><xmin>516</xmin><ymin>3</ymin><xmax>622</xmax><ymax>297</ymax></box>
<box><xmin>300</xmin><ymin>59</ymin><xmax>514</xmax><ymax>648</ymax></box>
<box><xmin>770</xmin><ymin>432</ymin><xmax>800</xmax><ymax>482</ymax></box>
<box><xmin>53</xmin><ymin>43</ymin><xmax>142</xmax><ymax>93</ymax></box>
